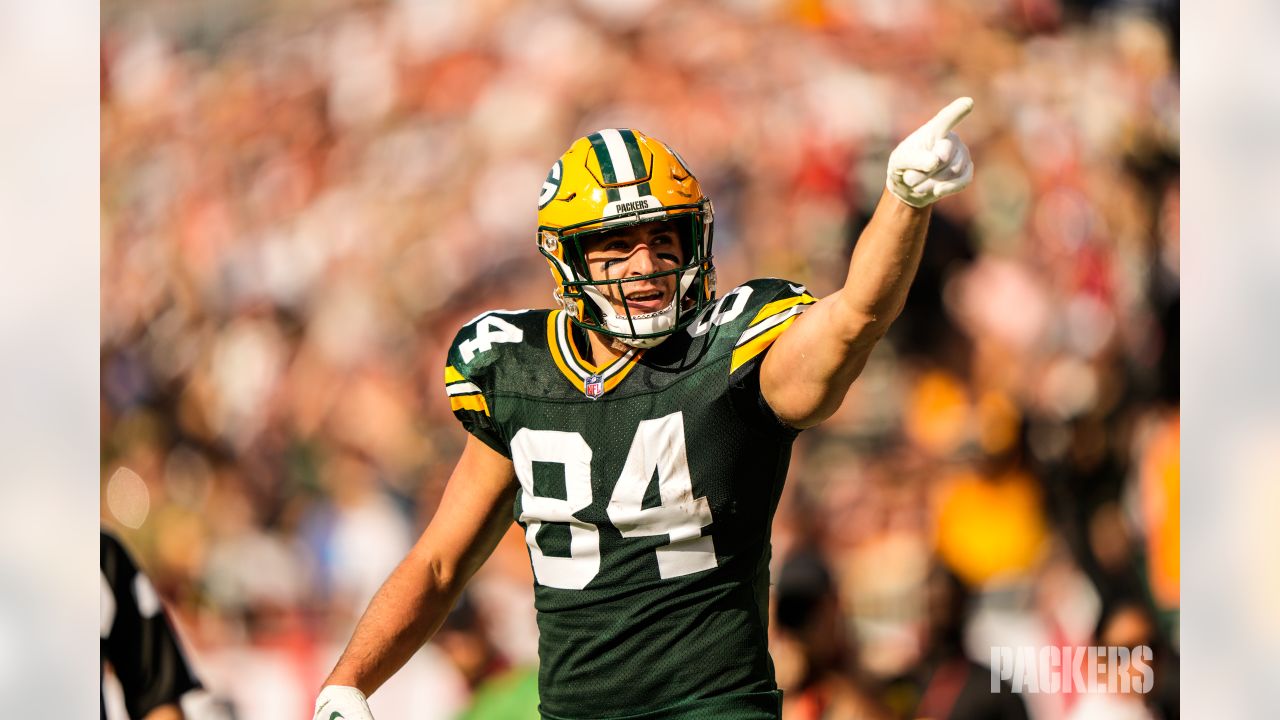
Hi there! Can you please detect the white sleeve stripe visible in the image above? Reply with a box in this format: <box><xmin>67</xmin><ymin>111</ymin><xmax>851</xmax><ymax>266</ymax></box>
<box><xmin>736</xmin><ymin>305</ymin><xmax>809</xmax><ymax>347</ymax></box>
<box><xmin>446</xmin><ymin>382</ymin><xmax>482</xmax><ymax>396</ymax></box>
<box><xmin>101</xmin><ymin>571</ymin><xmax>115</xmax><ymax>638</ymax></box>
<box><xmin>133</xmin><ymin>573</ymin><xmax>161</xmax><ymax>618</ymax></box>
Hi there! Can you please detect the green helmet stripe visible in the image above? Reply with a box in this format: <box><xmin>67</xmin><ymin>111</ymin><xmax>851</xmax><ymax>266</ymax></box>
<box><xmin>587</xmin><ymin>132</ymin><xmax>616</xmax><ymax>183</ymax></box>
<box><xmin>587</xmin><ymin>132</ymin><xmax>621</xmax><ymax>202</ymax></box>
<box><xmin>618</xmin><ymin>129</ymin><xmax>649</xmax><ymax>182</ymax></box>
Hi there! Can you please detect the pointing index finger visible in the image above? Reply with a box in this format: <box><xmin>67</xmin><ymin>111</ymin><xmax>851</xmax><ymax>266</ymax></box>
<box><xmin>926</xmin><ymin>97</ymin><xmax>974</xmax><ymax>140</ymax></box>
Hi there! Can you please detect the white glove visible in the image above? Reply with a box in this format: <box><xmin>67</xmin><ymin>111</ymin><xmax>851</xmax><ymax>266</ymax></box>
<box><xmin>886</xmin><ymin>97</ymin><xmax>975</xmax><ymax>208</ymax></box>
<box><xmin>314</xmin><ymin>685</ymin><xmax>374</xmax><ymax>720</ymax></box>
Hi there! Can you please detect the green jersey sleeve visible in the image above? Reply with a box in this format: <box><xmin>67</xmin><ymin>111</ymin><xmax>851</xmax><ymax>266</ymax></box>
<box><xmin>725</xmin><ymin>278</ymin><xmax>819</xmax><ymax>383</ymax></box>
<box><xmin>720</xmin><ymin>278</ymin><xmax>819</xmax><ymax>435</ymax></box>
<box><xmin>444</xmin><ymin>311</ymin><xmax>528</xmax><ymax>458</ymax></box>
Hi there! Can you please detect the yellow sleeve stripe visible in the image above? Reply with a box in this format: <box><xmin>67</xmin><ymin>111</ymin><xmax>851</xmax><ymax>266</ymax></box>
<box><xmin>449</xmin><ymin>393</ymin><xmax>490</xmax><ymax>415</ymax></box>
<box><xmin>749</xmin><ymin>294</ymin><xmax>817</xmax><ymax>327</ymax></box>
<box><xmin>444</xmin><ymin>366</ymin><xmax>466</xmax><ymax>384</ymax></box>
<box><xmin>730</xmin><ymin>314</ymin><xmax>801</xmax><ymax>374</ymax></box>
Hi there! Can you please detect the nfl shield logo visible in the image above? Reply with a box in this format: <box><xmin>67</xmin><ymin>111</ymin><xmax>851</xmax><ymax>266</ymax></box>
<box><xmin>584</xmin><ymin>374</ymin><xmax>604</xmax><ymax>400</ymax></box>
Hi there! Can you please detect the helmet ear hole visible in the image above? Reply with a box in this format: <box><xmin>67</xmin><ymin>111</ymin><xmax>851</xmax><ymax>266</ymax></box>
<box><xmin>540</xmin><ymin>230</ymin><xmax>559</xmax><ymax>253</ymax></box>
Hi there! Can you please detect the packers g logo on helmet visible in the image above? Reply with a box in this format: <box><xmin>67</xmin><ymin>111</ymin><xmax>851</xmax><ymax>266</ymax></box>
<box><xmin>538</xmin><ymin>160</ymin><xmax>563</xmax><ymax>210</ymax></box>
<box><xmin>536</xmin><ymin>129</ymin><xmax>716</xmax><ymax>348</ymax></box>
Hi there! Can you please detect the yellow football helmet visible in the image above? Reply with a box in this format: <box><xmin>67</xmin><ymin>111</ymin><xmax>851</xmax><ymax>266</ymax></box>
<box><xmin>536</xmin><ymin>129</ymin><xmax>715</xmax><ymax>348</ymax></box>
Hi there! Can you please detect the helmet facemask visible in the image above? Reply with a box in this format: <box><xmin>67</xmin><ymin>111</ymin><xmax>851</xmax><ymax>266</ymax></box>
<box><xmin>540</xmin><ymin>201</ymin><xmax>715</xmax><ymax>348</ymax></box>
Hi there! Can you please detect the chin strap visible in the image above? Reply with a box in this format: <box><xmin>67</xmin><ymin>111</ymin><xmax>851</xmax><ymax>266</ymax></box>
<box><xmin>612</xmin><ymin>325</ymin><xmax>671</xmax><ymax>349</ymax></box>
<box><xmin>582</xmin><ymin>266</ymin><xmax>700</xmax><ymax>347</ymax></box>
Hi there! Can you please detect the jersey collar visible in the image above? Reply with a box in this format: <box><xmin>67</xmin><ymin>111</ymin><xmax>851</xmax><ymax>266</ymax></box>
<box><xmin>546</xmin><ymin>310</ymin><xmax>644</xmax><ymax>398</ymax></box>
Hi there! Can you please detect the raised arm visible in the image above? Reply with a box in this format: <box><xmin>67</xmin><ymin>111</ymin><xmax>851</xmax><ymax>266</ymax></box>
<box><xmin>314</xmin><ymin>434</ymin><xmax>517</xmax><ymax>719</ymax></box>
<box><xmin>761</xmin><ymin>98</ymin><xmax>975</xmax><ymax>429</ymax></box>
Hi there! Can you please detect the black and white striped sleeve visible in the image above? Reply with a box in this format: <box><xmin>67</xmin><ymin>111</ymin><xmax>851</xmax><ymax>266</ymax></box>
<box><xmin>101</xmin><ymin>531</ymin><xmax>200</xmax><ymax>719</ymax></box>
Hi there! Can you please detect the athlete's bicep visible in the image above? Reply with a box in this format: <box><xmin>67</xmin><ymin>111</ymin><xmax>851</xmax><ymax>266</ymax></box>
<box><xmin>759</xmin><ymin>288</ymin><xmax>879</xmax><ymax>428</ymax></box>
<box><xmin>412</xmin><ymin>434</ymin><xmax>518</xmax><ymax>589</ymax></box>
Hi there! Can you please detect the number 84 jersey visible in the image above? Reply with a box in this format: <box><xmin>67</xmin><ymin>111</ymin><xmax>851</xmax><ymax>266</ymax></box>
<box><xmin>444</xmin><ymin>278</ymin><xmax>816</xmax><ymax>720</ymax></box>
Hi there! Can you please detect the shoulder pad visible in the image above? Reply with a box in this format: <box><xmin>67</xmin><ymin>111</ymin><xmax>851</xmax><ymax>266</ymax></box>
<box><xmin>443</xmin><ymin>309</ymin><xmax>545</xmax><ymax>456</ymax></box>
<box><xmin>446</xmin><ymin>309</ymin><xmax>542</xmax><ymax>382</ymax></box>
<box><xmin>688</xmin><ymin>278</ymin><xmax>817</xmax><ymax>376</ymax></box>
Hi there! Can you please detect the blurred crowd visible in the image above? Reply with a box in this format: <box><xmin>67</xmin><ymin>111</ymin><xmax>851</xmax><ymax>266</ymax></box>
<box><xmin>100</xmin><ymin>0</ymin><xmax>1179</xmax><ymax>717</ymax></box>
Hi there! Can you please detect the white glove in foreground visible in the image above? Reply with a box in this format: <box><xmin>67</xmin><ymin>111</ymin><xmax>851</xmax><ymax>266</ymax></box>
<box><xmin>314</xmin><ymin>685</ymin><xmax>374</xmax><ymax>720</ymax></box>
<box><xmin>886</xmin><ymin>97</ymin><xmax>975</xmax><ymax>208</ymax></box>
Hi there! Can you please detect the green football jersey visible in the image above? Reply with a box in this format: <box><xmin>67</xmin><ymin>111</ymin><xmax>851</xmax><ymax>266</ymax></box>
<box><xmin>444</xmin><ymin>278</ymin><xmax>818</xmax><ymax>720</ymax></box>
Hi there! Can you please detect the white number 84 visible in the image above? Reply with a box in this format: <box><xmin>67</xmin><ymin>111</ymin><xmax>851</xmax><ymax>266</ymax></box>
<box><xmin>511</xmin><ymin>411</ymin><xmax>717</xmax><ymax>590</ymax></box>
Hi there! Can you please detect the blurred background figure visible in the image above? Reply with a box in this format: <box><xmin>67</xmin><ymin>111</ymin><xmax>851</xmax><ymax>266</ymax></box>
<box><xmin>438</xmin><ymin>592</ymin><xmax>539</xmax><ymax>720</ymax></box>
<box><xmin>773</xmin><ymin>547</ymin><xmax>892</xmax><ymax>720</ymax></box>
<box><xmin>1064</xmin><ymin>597</ymin><xmax>1178</xmax><ymax>720</ymax></box>
<box><xmin>884</xmin><ymin>565</ymin><xmax>1030</xmax><ymax>720</ymax></box>
<box><xmin>101</xmin><ymin>0</ymin><xmax>1178</xmax><ymax>717</ymax></box>
<box><xmin>101</xmin><ymin>529</ymin><xmax>227</xmax><ymax>720</ymax></box>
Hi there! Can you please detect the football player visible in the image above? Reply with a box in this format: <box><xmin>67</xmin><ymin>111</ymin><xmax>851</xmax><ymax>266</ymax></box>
<box><xmin>314</xmin><ymin>98</ymin><xmax>975</xmax><ymax>720</ymax></box>
<box><xmin>101</xmin><ymin>531</ymin><xmax>201</xmax><ymax>720</ymax></box>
